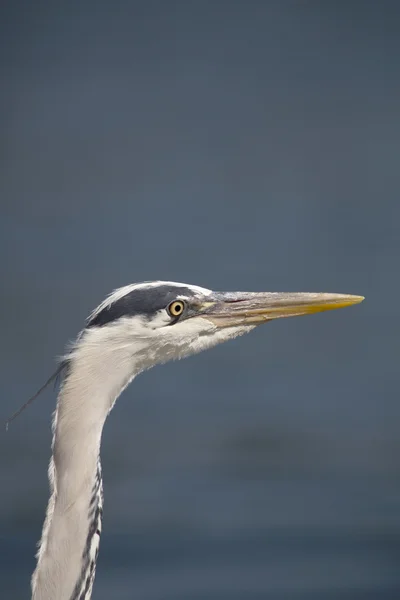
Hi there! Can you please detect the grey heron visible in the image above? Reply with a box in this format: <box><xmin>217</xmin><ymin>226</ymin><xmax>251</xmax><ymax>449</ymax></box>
<box><xmin>19</xmin><ymin>280</ymin><xmax>363</xmax><ymax>599</ymax></box>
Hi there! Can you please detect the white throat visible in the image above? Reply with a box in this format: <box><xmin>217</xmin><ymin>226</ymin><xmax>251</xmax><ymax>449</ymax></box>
<box><xmin>31</xmin><ymin>331</ymin><xmax>141</xmax><ymax>600</ymax></box>
<box><xmin>31</xmin><ymin>314</ymin><xmax>253</xmax><ymax>600</ymax></box>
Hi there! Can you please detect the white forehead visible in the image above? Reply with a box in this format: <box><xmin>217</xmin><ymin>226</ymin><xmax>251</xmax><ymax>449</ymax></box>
<box><xmin>89</xmin><ymin>280</ymin><xmax>212</xmax><ymax>322</ymax></box>
<box><xmin>119</xmin><ymin>280</ymin><xmax>212</xmax><ymax>296</ymax></box>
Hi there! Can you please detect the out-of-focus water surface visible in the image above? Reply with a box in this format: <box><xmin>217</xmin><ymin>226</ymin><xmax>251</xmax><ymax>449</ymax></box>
<box><xmin>1</xmin><ymin>2</ymin><xmax>400</xmax><ymax>598</ymax></box>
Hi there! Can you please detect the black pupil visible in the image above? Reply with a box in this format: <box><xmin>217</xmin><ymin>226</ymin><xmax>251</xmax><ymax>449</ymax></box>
<box><xmin>174</xmin><ymin>303</ymin><xmax>182</xmax><ymax>313</ymax></box>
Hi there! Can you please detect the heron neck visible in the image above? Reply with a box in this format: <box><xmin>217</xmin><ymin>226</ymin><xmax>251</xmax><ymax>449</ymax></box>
<box><xmin>32</xmin><ymin>351</ymin><xmax>137</xmax><ymax>600</ymax></box>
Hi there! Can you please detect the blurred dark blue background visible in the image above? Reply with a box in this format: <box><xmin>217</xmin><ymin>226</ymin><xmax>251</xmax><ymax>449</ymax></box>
<box><xmin>1</xmin><ymin>2</ymin><xmax>399</xmax><ymax>598</ymax></box>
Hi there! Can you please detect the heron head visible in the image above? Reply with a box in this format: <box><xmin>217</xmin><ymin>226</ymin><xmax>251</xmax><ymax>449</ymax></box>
<box><xmin>78</xmin><ymin>281</ymin><xmax>363</xmax><ymax>374</ymax></box>
<box><xmin>5</xmin><ymin>280</ymin><xmax>364</xmax><ymax>429</ymax></box>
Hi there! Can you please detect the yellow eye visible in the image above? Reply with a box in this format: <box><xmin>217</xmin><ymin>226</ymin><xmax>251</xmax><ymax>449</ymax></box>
<box><xmin>168</xmin><ymin>300</ymin><xmax>185</xmax><ymax>318</ymax></box>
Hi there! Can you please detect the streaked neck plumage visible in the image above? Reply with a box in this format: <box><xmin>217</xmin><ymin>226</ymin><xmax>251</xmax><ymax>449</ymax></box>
<box><xmin>28</xmin><ymin>280</ymin><xmax>363</xmax><ymax>600</ymax></box>
<box><xmin>31</xmin><ymin>331</ymin><xmax>139</xmax><ymax>600</ymax></box>
<box><xmin>30</xmin><ymin>282</ymin><xmax>254</xmax><ymax>600</ymax></box>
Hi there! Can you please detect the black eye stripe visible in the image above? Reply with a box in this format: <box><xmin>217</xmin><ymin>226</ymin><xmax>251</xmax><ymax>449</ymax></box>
<box><xmin>87</xmin><ymin>286</ymin><xmax>195</xmax><ymax>328</ymax></box>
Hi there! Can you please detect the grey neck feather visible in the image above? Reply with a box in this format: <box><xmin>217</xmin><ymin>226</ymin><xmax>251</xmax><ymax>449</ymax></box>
<box><xmin>31</xmin><ymin>338</ymin><xmax>137</xmax><ymax>600</ymax></box>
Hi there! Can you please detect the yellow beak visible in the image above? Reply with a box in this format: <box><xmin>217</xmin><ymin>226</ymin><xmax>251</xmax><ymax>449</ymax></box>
<box><xmin>203</xmin><ymin>292</ymin><xmax>364</xmax><ymax>327</ymax></box>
